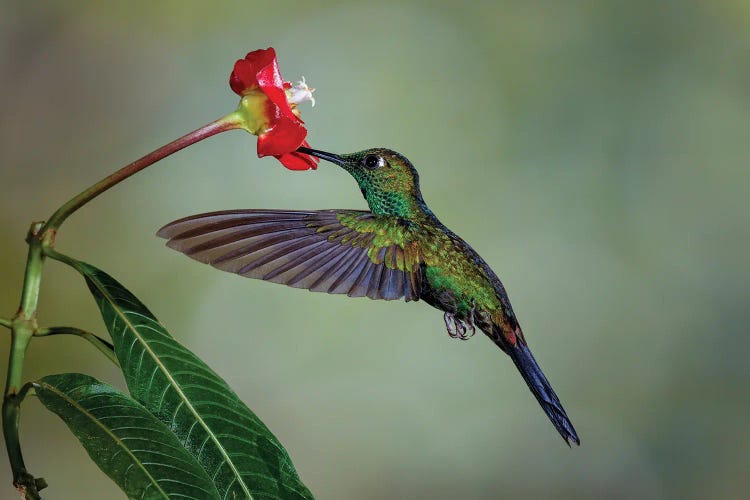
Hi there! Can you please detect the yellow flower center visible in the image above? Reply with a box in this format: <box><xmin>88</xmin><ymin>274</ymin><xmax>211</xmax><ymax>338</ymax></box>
<box><xmin>235</xmin><ymin>91</ymin><xmax>273</xmax><ymax>135</ymax></box>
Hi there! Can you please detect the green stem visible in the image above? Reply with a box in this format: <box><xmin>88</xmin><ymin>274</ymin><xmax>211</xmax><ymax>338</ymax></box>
<box><xmin>0</xmin><ymin>319</ymin><xmax>11</xmax><ymax>329</ymax></box>
<box><xmin>43</xmin><ymin>247</ymin><xmax>82</xmax><ymax>271</ymax></box>
<box><xmin>36</xmin><ymin>326</ymin><xmax>119</xmax><ymax>367</ymax></box>
<box><xmin>3</xmin><ymin>224</ymin><xmax>45</xmax><ymax>497</ymax></box>
<box><xmin>3</xmin><ymin>335</ymin><xmax>32</xmax><ymax>470</ymax></box>
<box><xmin>41</xmin><ymin>112</ymin><xmax>243</xmax><ymax>238</ymax></box>
<box><xmin>18</xmin><ymin>223</ymin><xmax>46</xmax><ymax>318</ymax></box>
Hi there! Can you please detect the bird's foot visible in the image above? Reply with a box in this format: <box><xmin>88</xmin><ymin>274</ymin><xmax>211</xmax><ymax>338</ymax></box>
<box><xmin>443</xmin><ymin>311</ymin><xmax>475</xmax><ymax>341</ymax></box>
<box><xmin>444</xmin><ymin>312</ymin><xmax>459</xmax><ymax>338</ymax></box>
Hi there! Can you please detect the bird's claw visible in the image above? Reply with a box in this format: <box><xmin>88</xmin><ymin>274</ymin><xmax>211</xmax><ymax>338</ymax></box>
<box><xmin>444</xmin><ymin>312</ymin><xmax>458</xmax><ymax>338</ymax></box>
<box><xmin>443</xmin><ymin>310</ymin><xmax>476</xmax><ymax>341</ymax></box>
<box><xmin>465</xmin><ymin>305</ymin><xmax>477</xmax><ymax>339</ymax></box>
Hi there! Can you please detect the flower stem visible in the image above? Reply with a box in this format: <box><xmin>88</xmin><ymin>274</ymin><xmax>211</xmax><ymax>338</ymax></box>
<box><xmin>41</xmin><ymin>112</ymin><xmax>243</xmax><ymax>239</ymax></box>
<box><xmin>0</xmin><ymin>319</ymin><xmax>10</xmax><ymax>330</ymax></box>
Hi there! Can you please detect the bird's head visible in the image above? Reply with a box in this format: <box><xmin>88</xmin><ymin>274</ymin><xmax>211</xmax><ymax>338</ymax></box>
<box><xmin>298</xmin><ymin>147</ymin><xmax>425</xmax><ymax>218</ymax></box>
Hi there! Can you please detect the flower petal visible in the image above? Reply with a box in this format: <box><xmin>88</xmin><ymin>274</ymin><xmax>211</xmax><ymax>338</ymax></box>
<box><xmin>275</xmin><ymin>151</ymin><xmax>318</xmax><ymax>171</ymax></box>
<box><xmin>256</xmin><ymin>115</ymin><xmax>307</xmax><ymax>157</ymax></box>
<box><xmin>229</xmin><ymin>48</ymin><xmax>278</xmax><ymax>96</ymax></box>
<box><xmin>231</xmin><ymin>48</ymin><xmax>317</xmax><ymax>171</ymax></box>
<box><xmin>274</xmin><ymin>143</ymin><xmax>319</xmax><ymax>171</ymax></box>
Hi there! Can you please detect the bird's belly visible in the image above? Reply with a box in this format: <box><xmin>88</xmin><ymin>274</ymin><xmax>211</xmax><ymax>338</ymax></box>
<box><xmin>420</xmin><ymin>266</ymin><xmax>478</xmax><ymax>318</ymax></box>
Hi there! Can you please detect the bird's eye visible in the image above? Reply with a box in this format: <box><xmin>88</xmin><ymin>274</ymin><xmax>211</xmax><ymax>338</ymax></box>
<box><xmin>363</xmin><ymin>154</ymin><xmax>385</xmax><ymax>169</ymax></box>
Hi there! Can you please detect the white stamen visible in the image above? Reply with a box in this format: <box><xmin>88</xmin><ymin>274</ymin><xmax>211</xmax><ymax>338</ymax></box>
<box><xmin>287</xmin><ymin>76</ymin><xmax>316</xmax><ymax>107</ymax></box>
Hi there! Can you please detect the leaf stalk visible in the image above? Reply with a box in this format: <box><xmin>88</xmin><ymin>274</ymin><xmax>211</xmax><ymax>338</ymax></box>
<box><xmin>36</xmin><ymin>326</ymin><xmax>119</xmax><ymax>367</ymax></box>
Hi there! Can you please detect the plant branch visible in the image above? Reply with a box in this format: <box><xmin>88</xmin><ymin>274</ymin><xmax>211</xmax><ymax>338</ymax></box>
<box><xmin>0</xmin><ymin>319</ymin><xmax>11</xmax><ymax>330</ymax></box>
<box><xmin>3</xmin><ymin>224</ymin><xmax>46</xmax><ymax>497</ymax></box>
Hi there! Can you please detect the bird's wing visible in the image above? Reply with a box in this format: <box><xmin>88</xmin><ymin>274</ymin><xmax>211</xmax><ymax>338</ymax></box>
<box><xmin>157</xmin><ymin>209</ymin><xmax>423</xmax><ymax>301</ymax></box>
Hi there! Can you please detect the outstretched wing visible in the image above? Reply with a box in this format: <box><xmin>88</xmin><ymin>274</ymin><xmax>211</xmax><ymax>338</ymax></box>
<box><xmin>157</xmin><ymin>209</ymin><xmax>422</xmax><ymax>301</ymax></box>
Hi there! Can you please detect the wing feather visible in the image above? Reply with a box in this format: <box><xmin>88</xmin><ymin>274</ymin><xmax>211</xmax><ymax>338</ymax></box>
<box><xmin>348</xmin><ymin>256</ymin><xmax>377</xmax><ymax>298</ymax></box>
<box><xmin>157</xmin><ymin>209</ymin><xmax>422</xmax><ymax>302</ymax></box>
<box><xmin>308</xmin><ymin>245</ymin><xmax>360</xmax><ymax>293</ymax></box>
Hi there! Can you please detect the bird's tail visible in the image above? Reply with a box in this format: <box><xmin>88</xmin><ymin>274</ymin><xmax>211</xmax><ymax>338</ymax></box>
<box><xmin>506</xmin><ymin>341</ymin><xmax>580</xmax><ymax>446</ymax></box>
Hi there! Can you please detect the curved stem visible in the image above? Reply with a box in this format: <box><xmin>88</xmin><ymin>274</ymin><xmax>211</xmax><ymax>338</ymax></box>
<box><xmin>3</xmin><ymin>335</ymin><xmax>32</xmax><ymax>475</ymax></box>
<box><xmin>36</xmin><ymin>326</ymin><xmax>119</xmax><ymax>367</ymax></box>
<box><xmin>41</xmin><ymin>111</ymin><xmax>243</xmax><ymax>238</ymax></box>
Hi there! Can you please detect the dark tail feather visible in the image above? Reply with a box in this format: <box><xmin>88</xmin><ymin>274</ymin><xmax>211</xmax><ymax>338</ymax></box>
<box><xmin>508</xmin><ymin>342</ymin><xmax>580</xmax><ymax>446</ymax></box>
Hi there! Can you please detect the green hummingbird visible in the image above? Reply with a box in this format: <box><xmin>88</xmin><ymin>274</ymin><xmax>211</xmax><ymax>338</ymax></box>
<box><xmin>157</xmin><ymin>147</ymin><xmax>580</xmax><ymax>446</ymax></box>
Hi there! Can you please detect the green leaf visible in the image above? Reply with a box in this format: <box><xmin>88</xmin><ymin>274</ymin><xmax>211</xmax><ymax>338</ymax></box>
<box><xmin>36</xmin><ymin>373</ymin><xmax>221</xmax><ymax>500</ymax></box>
<box><xmin>55</xmin><ymin>254</ymin><xmax>313</xmax><ymax>500</ymax></box>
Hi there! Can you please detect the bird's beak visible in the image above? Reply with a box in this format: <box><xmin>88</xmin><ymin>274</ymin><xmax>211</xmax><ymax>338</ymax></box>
<box><xmin>296</xmin><ymin>146</ymin><xmax>344</xmax><ymax>166</ymax></box>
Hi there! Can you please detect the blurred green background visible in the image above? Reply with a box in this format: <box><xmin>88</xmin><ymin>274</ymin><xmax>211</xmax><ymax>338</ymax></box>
<box><xmin>2</xmin><ymin>1</ymin><xmax>749</xmax><ymax>498</ymax></box>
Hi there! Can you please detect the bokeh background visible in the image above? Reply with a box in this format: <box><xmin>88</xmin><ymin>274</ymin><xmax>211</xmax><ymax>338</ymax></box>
<box><xmin>2</xmin><ymin>1</ymin><xmax>749</xmax><ymax>498</ymax></box>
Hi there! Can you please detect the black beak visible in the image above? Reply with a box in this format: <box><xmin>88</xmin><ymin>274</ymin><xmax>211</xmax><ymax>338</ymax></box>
<box><xmin>296</xmin><ymin>146</ymin><xmax>344</xmax><ymax>166</ymax></box>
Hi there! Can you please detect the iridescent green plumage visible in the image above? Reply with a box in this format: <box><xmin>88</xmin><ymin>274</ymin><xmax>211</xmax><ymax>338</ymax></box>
<box><xmin>330</xmin><ymin>149</ymin><xmax>517</xmax><ymax>334</ymax></box>
<box><xmin>157</xmin><ymin>147</ymin><xmax>579</xmax><ymax>446</ymax></box>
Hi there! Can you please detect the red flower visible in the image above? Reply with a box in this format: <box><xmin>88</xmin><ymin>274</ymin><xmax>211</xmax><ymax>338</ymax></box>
<box><xmin>230</xmin><ymin>48</ymin><xmax>318</xmax><ymax>170</ymax></box>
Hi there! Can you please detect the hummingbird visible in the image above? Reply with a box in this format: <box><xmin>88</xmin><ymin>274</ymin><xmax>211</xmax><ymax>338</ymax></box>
<box><xmin>157</xmin><ymin>147</ymin><xmax>580</xmax><ymax>446</ymax></box>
